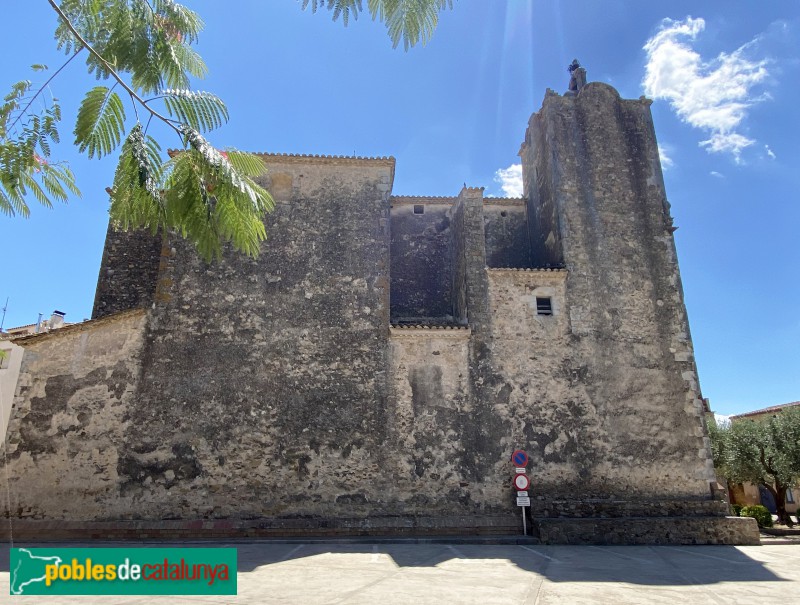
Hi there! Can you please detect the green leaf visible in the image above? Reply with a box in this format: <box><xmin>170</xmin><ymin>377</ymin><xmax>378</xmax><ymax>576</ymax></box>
<box><xmin>74</xmin><ymin>86</ymin><xmax>127</xmax><ymax>158</ymax></box>
<box><xmin>20</xmin><ymin>171</ymin><xmax>53</xmax><ymax>208</ymax></box>
<box><xmin>57</xmin><ymin>0</ymin><xmax>208</xmax><ymax>95</ymax></box>
<box><xmin>162</xmin><ymin>89</ymin><xmax>228</xmax><ymax>133</ymax></box>
<box><xmin>109</xmin><ymin>124</ymin><xmax>165</xmax><ymax>233</ymax></box>
<box><xmin>225</xmin><ymin>150</ymin><xmax>267</xmax><ymax>177</ymax></box>
<box><xmin>0</xmin><ymin>176</ymin><xmax>29</xmax><ymax>217</ymax></box>
<box><xmin>158</xmin><ymin>128</ymin><xmax>273</xmax><ymax>260</ymax></box>
<box><xmin>302</xmin><ymin>0</ymin><xmax>453</xmax><ymax>49</ymax></box>
<box><xmin>369</xmin><ymin>0</ymin><xmax>454</xmax><ymax>50</ymax></box>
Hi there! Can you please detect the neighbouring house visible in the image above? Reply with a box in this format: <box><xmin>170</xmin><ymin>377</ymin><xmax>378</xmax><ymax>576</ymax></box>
<box><xmin>727</xmin><ymin>401</ymin><xmax>800</xmax><ymax>517</ymax></box>
<box><xmin>1</xmin><ymin>311</ymin><xmax>72</xmax><ymax>441</ymax></box>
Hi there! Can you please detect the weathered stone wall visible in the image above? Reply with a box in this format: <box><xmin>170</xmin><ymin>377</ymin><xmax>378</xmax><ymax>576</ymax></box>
<box><xmin>109</xmin><ymin>156</ymin><xmax>400</xmax><ymax>520</ymax></box>
<box><xmin>387</xmin><ymin>328</ymin><xmax>498</xmax><ymax>512</ymax></box>
<box><xmin>521</xmin><ymin>101</ymin><xmax>564</xmax><ymax>268</ymax></box>
<box><xmin>536</xmin><ymin>516</ymin><xmax>759</xmax><ymax>545</ymax></box>
<box><xmin>0</xmin><ymin>82</ymin><xmax>742</xmax><ymax>543</ymax></box>
<box><xmin>519</xmin><ymin>82</ymin><xmax>715</xmax><ymax>499</ymax></box>
<box><xmin>483</xmin><ymin>200</ymin><xmax>531</xmax><ymax>268</ymax></box>
<box><xmin>450</xmin><ymin>198</ymin><xmax>468</xmax><ymax>324</ymax></box>
<box><xmin>2</xmin><ymin>310</ymin><xmax>147</xmax><ymax>519</ymax></box>
<box><xmin>390</xmin><ymin>198</ymin><xmax>455</xmax><ymax>324</ymax></box>
<box><xmin>92</xmin><ymin>223</ymin><xmax>162</xmax><ymax>319</ymax></box>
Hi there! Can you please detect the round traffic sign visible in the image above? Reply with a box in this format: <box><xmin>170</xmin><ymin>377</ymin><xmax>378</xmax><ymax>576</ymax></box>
<box><xmin>511</xmin><ymin>449</ymin><xmax>529</xmax><ymax>467</ymax></box>
<box><xmin>513</xmin><ymin>474</ymin><xmax>530</xmax><ymax>491</ymax></box>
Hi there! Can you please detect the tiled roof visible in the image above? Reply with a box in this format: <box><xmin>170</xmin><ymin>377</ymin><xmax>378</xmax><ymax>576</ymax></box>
<box><xmin>9</xmin><ymin>309</ymin><xmax>145</xmax><ymax>344</ymax></box>
<box><xmin>390</xmin><ymin>324</ymin><xmax>469</xmax><ymax>330</ymax></box>
<box><xmin>487</xmin><ymin>267</ymin><xmax>567</xmax><ymax>273</ymax></box>
<box><xmin>730</xmin><ymin>401</ymin><xmax>800</xmax><ymax>419</ymax></box>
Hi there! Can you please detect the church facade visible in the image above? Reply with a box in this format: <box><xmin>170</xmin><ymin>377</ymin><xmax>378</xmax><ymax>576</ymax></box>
<box><xmin>1</xmin><ymin>72</ymin><xmax>758</xmax><ymax>543</ymax></box>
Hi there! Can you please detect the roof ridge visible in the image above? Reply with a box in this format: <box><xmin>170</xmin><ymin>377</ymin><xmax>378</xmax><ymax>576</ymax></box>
<box><xmin>730</xmin><ymin>401</ymin><xmax>800</xmax><ymax>419</ymax></box>
<box><xmin>390</xmin><ymin>324</ymin><xmax>469</xmax><ymax>329</ymax></box>
<box><xmin>166</xmin><ymin>150</ymin><xmax>395</xmax><ymax>162</ymax></box>
<box><xmin>487</xmin><ymin>267</ymin><xmax>567</xmax><ymax>272</ymax></box>
<box><xmin>391</xmin><ymin>195</ymin><xmax>458</xmax><ymax>200</ymax></box>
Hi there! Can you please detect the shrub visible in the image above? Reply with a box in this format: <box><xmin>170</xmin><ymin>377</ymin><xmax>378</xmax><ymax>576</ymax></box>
<box><xmin>740</xmin><ymin>505</ymin><xmax>773</xmax><ymax>528</ymax></box>
<box><xmin>730</xmin><ymin>503</ymin><xmax>743</xmax><ymax>516</ymax></box>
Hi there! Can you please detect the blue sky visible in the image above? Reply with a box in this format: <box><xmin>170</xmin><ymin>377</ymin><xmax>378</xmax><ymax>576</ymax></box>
<box><xmin>0</xmin><ymin>1</ymin><xmax>798</xmax><ymax>416</ymax></box>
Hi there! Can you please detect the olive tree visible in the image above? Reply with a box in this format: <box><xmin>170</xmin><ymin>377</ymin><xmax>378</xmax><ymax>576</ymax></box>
<box><xmin>709</xmin><ymin>407</ymin><xmax>800</xmax><ymax>527</ymax></box>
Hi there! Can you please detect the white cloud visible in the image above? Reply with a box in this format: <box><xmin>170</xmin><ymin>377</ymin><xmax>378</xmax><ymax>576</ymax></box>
<box><xmin>765</xmin><ymin>144</ymin><xmax>776</xmax><ymax>159</ymax></box>
<box><xmin>643</xmin><ymin>17</ymin><xmax>770</xmax><ymax>163</ymax></box>
<box><xmin>494</xmin><ymin>163</ymin><xmax>523</xmax><ymax>197</ymax></box>
<box><xmin>710</xmin><ymin>171</ymin><xmax>725</xmax><ymax>178</ymax></box>
<box><xmin>658</xmin><ymin>143</ymin><xmax>674</xmax><ymax>170</ymax></box>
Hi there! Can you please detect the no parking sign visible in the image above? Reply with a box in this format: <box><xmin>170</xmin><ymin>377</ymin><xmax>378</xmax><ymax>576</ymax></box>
<box><xmin>511</xmin><ymin>449</ymin><xmax>529</xmax><ymax>467</ymax></box>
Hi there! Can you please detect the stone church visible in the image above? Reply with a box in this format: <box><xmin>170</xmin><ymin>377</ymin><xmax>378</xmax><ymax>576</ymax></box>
<box><xmin>1</xmin><ymin>68</ymin><xmax>757</xmax><ymax>543</ymax></box>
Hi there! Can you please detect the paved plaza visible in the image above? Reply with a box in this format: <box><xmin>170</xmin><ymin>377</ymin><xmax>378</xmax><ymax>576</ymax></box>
<box><xmin>1</xmin><ymin>538</ymin><xmax>798</xmax><ymax>604</ymax></box>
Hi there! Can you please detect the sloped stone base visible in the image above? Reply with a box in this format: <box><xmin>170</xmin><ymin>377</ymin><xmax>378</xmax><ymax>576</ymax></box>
<box><xmin>0</xmin><ymin>515</ymin><xmax>521</xmax><ymax>542</ymax></box>
<box><xmin>534</xmin><ymin>516</ymin><xmax>760</xmax><ymax>545</ymax></box>
<box><xmin>0</xmin><ymin>515</ymin><xmax>759</xmax><ymax>545</ymax></box>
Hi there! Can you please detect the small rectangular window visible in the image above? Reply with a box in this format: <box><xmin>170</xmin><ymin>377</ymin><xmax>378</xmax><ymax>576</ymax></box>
<box><xmin>536</xmin><ymin>297</ymin><xmax>553</xmax><ymax>316</ymax></box>
<box><xmin>413</xmin><ymin>204</ymin><xmax>424</xmax><ymax>215</ymax></box>
<box><xmin>787</xmin><ymin>488</ymin><xmax>795</xmax><ymax>504</ymax></box>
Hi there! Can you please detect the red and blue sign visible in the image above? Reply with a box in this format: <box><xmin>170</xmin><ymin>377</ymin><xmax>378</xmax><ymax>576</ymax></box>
<box><xmin>511</xmin><ymin>449</ymin><xmax>528</xmax><ymax>467</ymax></box>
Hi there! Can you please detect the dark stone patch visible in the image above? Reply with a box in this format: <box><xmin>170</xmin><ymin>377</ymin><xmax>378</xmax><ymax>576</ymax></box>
<box><xmin>16</xmin><ymin>363</ymin><xmax>131</xmax><ymax>457</ymax></box>
<box><xmin>390</xmin><ymin>205</ymin><xmax>454</xmax><ymax>323</ymax></box>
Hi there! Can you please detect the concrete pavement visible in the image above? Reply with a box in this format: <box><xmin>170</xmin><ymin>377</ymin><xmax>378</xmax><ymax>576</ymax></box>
<box><xmin>2</xmin><ymin>539</ymin><xmax>798</xmax><ymax>604</ymax></box>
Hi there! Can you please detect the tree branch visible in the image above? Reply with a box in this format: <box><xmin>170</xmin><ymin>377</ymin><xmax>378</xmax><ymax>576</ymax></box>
<box><xmin>47</xmin><ymin>0</ymin><xmax>182</xmax><ymax>136</ymax></box>
<box><xmin>7</xmin><ymin>48</ymin><xmax>83</xmax><ymax>134</ymax></box>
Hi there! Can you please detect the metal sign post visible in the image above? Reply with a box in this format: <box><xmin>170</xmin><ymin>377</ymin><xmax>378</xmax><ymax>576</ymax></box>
<box><xmin>511</xmin><ymin>450</ymin><xmax>531</xmax><ymax>536</ymax></box>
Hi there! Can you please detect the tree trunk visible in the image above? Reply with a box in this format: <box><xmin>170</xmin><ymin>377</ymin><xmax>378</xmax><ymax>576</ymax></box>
<box><xmin>767</xmin><ymin>483</ymin><xmax>794</xmax><ymax>527</ymax></box>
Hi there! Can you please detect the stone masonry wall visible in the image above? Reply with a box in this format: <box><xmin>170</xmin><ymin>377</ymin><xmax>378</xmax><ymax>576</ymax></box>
<box><xmin>0</xmin><ymin>82</ymin><xmax>742</xmax><ymax>543</ymax></box>
<box><xmin>386</xmin><ymin>328</ymin><xmax>502</xmax><ymax>513</ymax></box>
<box><xmin>92</xmin><ymin>223</ymin><xmax>162</xmax><ymax>319</ymax></box>
<box><xmin>483</xmin><ymin>200</ymin><xmax>531</xmax><ymax>268</ymax></box>
<box><xmin>107</xmin><ymin>156</ymin><xmax>401</xmax><ymax>520</ymax></box>
<box><xmin>520</xmin><ymin>83</ymin><xmax>715</xmax><ymax>499</ymax></box>
<box><xmin>2</xmin><ymin>310</ymin><xmax>147</xmax><ymax>519</ymax></box>
<box><xmin>390</xmin><ymin>198</ymin><xmax>455</xmax><ymax>324</ymax></box>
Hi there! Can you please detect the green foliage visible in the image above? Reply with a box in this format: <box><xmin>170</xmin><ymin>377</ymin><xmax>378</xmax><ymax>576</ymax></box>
<box><xmin>109</xmin><ymin>123</ymin><xmax>163</xmax><ymax>231</ymax></box>
<box><xmin>55</xmin><ymin>0</ymin><xmax>206</xmax><ymax>94</ymax></box>
<box><xmin>730</xmin><ymin>503</ymin><xmax>743</xmax><ymax>516</ymax></box>
<box><xmin>160</xmin><ymin>90</ymin><xmax>229</xmax><ymax>133</ymax></box>
<box><xmin>302</xmin><ymin>0</ymin><xmax>454</xmax><ymax>49</ymax></box>
<box><xmin>109</xmin><ymin>124</ymin><xmax>273</xmax><ymax>261</ymax></box>
<box><xmin>740</xmin><ymin>505</ymin><xmax>773</xmax><ymax>528</ymax></box>
<box><xmin>4</xmin><ymin>1</ymin><xmax>271</xmax><ymax>259</ymax></box>
<box><xmin>0</xmin><ymin>69</ymin><xmax>79</xmax><ymax>216</ymax></box>
<box><xmin>74</xmin><ymin>86</ymin><xmax>127</xmax><ymax>158</ymax></box>
<box><xmin>6</xmin><ymin>0</ymin><xmax>449</xmax><ymax>257</ymax></box>
<box><xmin>725</xmin><ymin>409</ymin><xmax>800</xmax><ymax>489</ymax></box>
<box><xmin>162</xmin><ymin>128</ymin><xmax>273</xmax><ymax>260</ymax></box>
<box><xmin>709</xmin><ymin>408</ymin><xmax>800</xmax><ymax>526</ymax></box>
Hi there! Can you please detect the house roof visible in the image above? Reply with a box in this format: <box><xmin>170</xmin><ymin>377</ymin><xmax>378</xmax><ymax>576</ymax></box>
<box><xmin>730</xmin><ymin>401</ymin><xmax>800</xmax><ymax>420</ymax></box>
<box><xmin>8</xmin><ymin>309</ymin><xmax>145</xmax><ymax>344</ymax></box>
